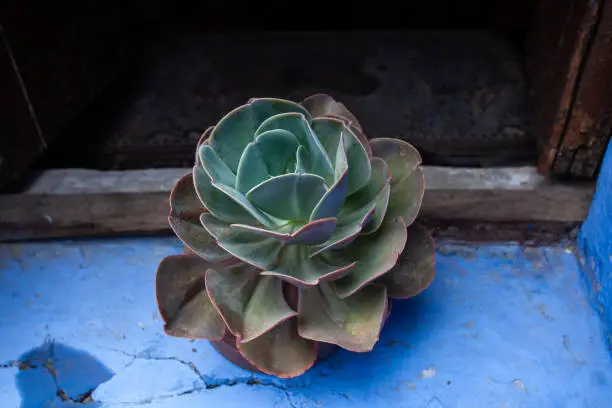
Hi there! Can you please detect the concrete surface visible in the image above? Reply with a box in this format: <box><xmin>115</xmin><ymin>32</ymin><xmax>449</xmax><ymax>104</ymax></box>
<box><xmin>579</xmin><ymin>140</ymin><xmax>612</xmax><ymax>348</ymax></box>
<box><xmin>0</xmin><ymin>236</ymin><xmax>610</xmax><ymax>407</ymax></box>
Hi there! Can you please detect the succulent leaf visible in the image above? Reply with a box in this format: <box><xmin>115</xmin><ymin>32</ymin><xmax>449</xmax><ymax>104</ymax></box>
<box><xmin>194</xmin><ymin>165</ymin><xmax>263</xmax><ymax>226</ymax></box>
<box><xmin>195</xmin><ymin>126</ymin><xmax>214</xmax><ymax>165</ymax></box>
<box><xmin>199</xmin><ymin>144</ymin><xmax>237</xmax><ymax>187</ymax></box>
<box><xmin>369</xmin><ymin>138</ymin><xmax>424</xmax><ymax>225</ymax></box>
<box><xmin>386</xmin><ymin>167</ymin><xmax>424</xmax><ymax>226</ymax></box>
<box><xmin>169</xmin><ymin>172</ymin><xmax>206</xmax><ymax>219</ymax></box>
<box><xmin>333</xmin><ymin>217</ymin><xmax>407</xmax><ymax>298</ymax></box>
<box><xmin>310</xmin><ymin>168</ymin><xmax>348</xmax><ymax>221</ymax></box>
<box><xmin>310</xmin><ymin>131</ymin><xmax>349</xmax><ymax>221</ymax></box>
<box><xmin>298</xmin><ymin>282</ymin><xmax>388</xmax><ymax>352</ymax></box>
<box><xmin>238</xmin><ymin>318</ymin><xmax>317</xmax><ymax>378</ymax></box>
<box><xmin>169</xmin><ymin>216</ymin><xmax>235</xmax><ymax>263</ymax></box>
<box><xmin>246</xmin><ymin>173</ymin><xmax>328</xmax><ymax>222</ymax></box>
<box><xmin>201</xmin><ymin>213</ymin><xmax>282</xmax><ymax>269</ymax></box>
<box><xmin>156</xmin><ymin>254</ymin><xmax>225</xmax><ymax>340</ymax></box>
<box><xmin>300</xmin><ymin>93</ymin><xmax>362</xmax><ymax>131</ymax></box>
<box><xmin>202</xmin><ymin>214</ymin><xmax>353</xmax><ymax>286</ymax></box>
<box><xmin>210</xmin><ymin>98</ymin><xmax>310</xmax><ymax>172</ymax></box>
<box><xmin>311</xmin><ymin>117</ymin><xmax>371</xmax><ymax>195</ymax></box>
<box><xmin>295</xmin><ymin>145</ymin><xmax>309</xmax><ymax>173</ymax></box>
<box><xmin>337</xmin><ymin>157</ymin><xmax>390</xmax><ymax>230</ymax></box>
<box><xmin>370</xmin><ymin>138</ymin><xmax>422</xmax><ymax>180</ymax></box>
<box><xmin>231</xmin><ymin>218</ymin><xmax>337</xmax><ymax>245</ymax></box>
<box><xmin>310</xmin><ymin>206</ymin><xmax>375</xmax><ymax>257</ymax></box>
<box><xmin>376</xmin><ymin>222</ymin><xmax>436</xmax><ymax>298</ymax></box>
<box><xmin>206</xmin><ymin>268</ymin><xmax>296</xmax><ymax>343</ymax></box>
<box><xmin>255</xmin><ymin>112</ymin><xmax>334</xmax><ymax>183</ymax></box>
<box><xmin>236</xmin><ymin>142</ymin><xmax>270</xmax><ymax>194</ymax></box>
<box><xmin>261</xmin><ymin>245</ymin><xmax>355</xmax><ymax>287</ymax></box>
<box><xmin>168</xmin><ymin>173</ymin><xmax>236</xmax><ymax>263</ymax></box>
<box><xmin>300</xmin><ymin>93</ymin><xmax>373</xmax><ymax>157</ymax></box>
<box><xmin>253</xmin><ymin>129</ymin><xmax>301</xmax><ymax>176</ymax></box>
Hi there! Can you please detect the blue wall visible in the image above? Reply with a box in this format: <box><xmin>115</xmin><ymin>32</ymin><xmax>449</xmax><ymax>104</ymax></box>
<box><xmin>579</xmin><ymin>139</ymin><xmax>612</xmax><ymax>347</ymax></box>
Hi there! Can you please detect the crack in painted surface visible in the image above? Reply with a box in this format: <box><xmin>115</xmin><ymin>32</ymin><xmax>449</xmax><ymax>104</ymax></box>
<box><xmin>93</xmin><ymin>347</ymin><xmax>298</xmax><ymax>406</ymax></box>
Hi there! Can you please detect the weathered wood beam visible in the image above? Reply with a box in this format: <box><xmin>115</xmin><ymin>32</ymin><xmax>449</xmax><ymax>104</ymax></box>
<box><xmin>0</xmin><ymin>167</ymin><xmax>595</xmax><ymax>242</ymax></box>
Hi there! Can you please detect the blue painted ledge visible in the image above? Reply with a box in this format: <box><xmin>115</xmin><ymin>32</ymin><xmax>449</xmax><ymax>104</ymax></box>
<box><xmin>579</xmin><ymin>139</ymin><xmax>612</xmax><ymax>349</ymax></box>
<box><xmin>1</xmin><ymin>236</ymin><xmax>610</xmax><ymax>407</ymax></box>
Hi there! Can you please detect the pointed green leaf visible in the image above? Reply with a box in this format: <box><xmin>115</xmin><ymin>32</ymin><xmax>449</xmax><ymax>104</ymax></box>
<box><xmin>338</xmin><ymin>157</ymin><xmax>390</xmax><ymax>228</ymax></box>
<box><xmin>298</xmin><ymin>282</ymin><xmax>388</xmax><ymax>352</ymax></box>
<box><xmin>333</xmin><ymin>217</ymin><xmax>407</xmax><ymax>298</ymax></box>
<box><xmin>246</xmin><ymin>173</ymin><xmax>327</xmax><ymax>221</ymax></box>
<box><xmin>193</xmin><ymin>165</ymin><xmax>270</xmax><ymax>226</ymax></box>
<box><xmin>201</xmin><ymin>213</ymin><xmax>283</xmax><ymax>269</ymax></box>
<box><xmin>199</xmin><ymin>145</ymin><xmax>237</xmax><ymax>187</ymax></box>
<box><xmin>310</xmin><ymin>205</ymin><xmax>375</xmax><ymax>257</ymax></box>
<box><xmin>210</xmin><ymin>98</ymin><xmax>310</xmax><ymax>172</ymax></box>
<box><xmin>361</xmin><ymin>183</ymin><xmax>391</xmax><ymax>235</ymax></box>
<box><xmin>206</xmin><ymin>268</ymin><xmax>297</xmax><ymax>343</ymax></box>
<box><xmin>295</xmin><ymin>145</ymin><xmax>308</xmax><ymax>173</ymax></box>
<box><xmin>236</xmin><ymin>142</ymin><xmax>269</xmax><ymax>194</ymax></box>
<box><xmin>376</xmin><ymin>222</ymin><xmax>436</xmax><ymax>299</ymax></box>
<box><xmin>255</xmin><ymin>129</ymin><xmax>300</xmax><ymax>176</ymax></box>
<box><xmin>214</xmin><ymin>182</ymin><xmax>275</xmax><ymax>226</ymax></box>
<box><xmin>261</xmin><ymin>245</ymin><xmax>354</xmax><ymax>287</ymax></box>
<box><xmin>312</xmin><ymin>117</ymin><xmax>370</xmax><ymax>195</ymax></box>
<box><xmin>310</xmin><ymin>169</ymin><xmax>348</xmax><ymax>221</ymax></box>
<box><xmin>231</xmin><ymin>217</ymin><xmax>337</xmax><ymax>245</ymax></box>
<box><xmin>156</xmin><ymin>254</ymin><xmax>225</xmax><ymax>340</ymax></box>
<box><xmin>387</xmin><ymin>167</ymin><xmax>424</xmax><ymax>226</ymax></box>
<box><xmin>300</xmin><ymin>93</ymin><xmax>372</xmax><ymax>157</ymax></box>
<box><xmin>169</xmin><ymin>216</ymin><xmax>235</xmax><ymax>263</ymax></box>
<box><xmin>238</xmin><ymin>318</ymin><xmax>316</xmax><ymax>378</ymax></box>
<box><xmin>310</xmin><ymin>131</ymin><xmax>349</xmax><ymax>221</ymax></box>
<box><xmin>255</xmin><ymin>112</ymin><xmax>334</xmax><ymax>183</ymax></box>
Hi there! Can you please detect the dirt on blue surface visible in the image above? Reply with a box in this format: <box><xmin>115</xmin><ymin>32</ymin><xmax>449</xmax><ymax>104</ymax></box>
<box><xmin>0</xmin><ymin>237</ymin><xmax>610</xmax><ymax>408</ymax></box>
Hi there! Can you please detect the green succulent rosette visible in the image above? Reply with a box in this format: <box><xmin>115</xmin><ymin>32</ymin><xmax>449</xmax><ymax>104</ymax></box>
<box><xmin>156</xmin><ymin>94</ymin><xmax>435</xmax><ymax>378</ymax></box>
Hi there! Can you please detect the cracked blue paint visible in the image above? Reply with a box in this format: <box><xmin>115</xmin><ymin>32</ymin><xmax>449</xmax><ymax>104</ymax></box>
<box><xmin>579</xmin><ymin>140</ymin><xmax>612</xmax><ymax>349</ymax></box>
<box><xmin>1</xmin><ymin>230</ymin><xmax>611</xmax><ymax>406</ymax></box>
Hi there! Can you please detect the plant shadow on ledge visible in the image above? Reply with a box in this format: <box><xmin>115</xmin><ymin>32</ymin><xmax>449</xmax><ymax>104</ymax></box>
<box><xmin>155</xmin><ymin>94</ymin><xmax>436</xmax><ymax>378</ymax></box>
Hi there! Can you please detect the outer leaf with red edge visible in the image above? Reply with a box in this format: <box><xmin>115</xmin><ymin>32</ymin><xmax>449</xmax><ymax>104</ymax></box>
<box><xmin>298</xmin><ymin>282</ymin><xmax>388</xmax><ymax>352</ymax></box>
<box><xmin>206</xmin><ymin>267</ymin><xmax>297</xmax><ymax>343</ymax></box>
<box><xmin>376</xmin><ymin>222</ymin><xmax>436</xmax><ymax>299</ymax></box>
<box><xmin>168</xmin><ymin>172</ymin><xmax>236</xmax><ymax>264</ymax></box>
<box><xmin>155</xmin><ymin>254</ymin><xmax>226</xmax><ymax>340</ymax></box>
<box><xmin>370</xmin><ymin>138</ymin><xmax>425</xmax><ymax>225</ymax></box>
<box><xmin>238</xmin><ymin>318</ymin><xmax>317</xmax><ymax>378</ymax></box>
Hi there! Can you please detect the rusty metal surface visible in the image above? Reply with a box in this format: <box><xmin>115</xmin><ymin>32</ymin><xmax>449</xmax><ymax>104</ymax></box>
<box><xmin>554</xmin><ymin>1</ymin><xmax>612</xmax><ymax>178</ymax></box>
<box><xmin>526</xmin><ymin>0</ymin><xmax>600</xmax><ymax>176</ymax></box>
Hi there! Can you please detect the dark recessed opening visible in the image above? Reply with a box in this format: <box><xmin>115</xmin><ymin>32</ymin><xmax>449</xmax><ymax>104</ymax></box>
<box><xmin>25</xmin><ymin>0</ymin><xmax>540</xmax><ymax>172</ymax></box>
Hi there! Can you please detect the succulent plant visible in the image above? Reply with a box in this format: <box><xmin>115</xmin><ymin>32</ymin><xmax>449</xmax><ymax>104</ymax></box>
<box><xmin>156</xmin><ymin>94</ymin><xmax>436</xmax><ymax>378</ymax></box>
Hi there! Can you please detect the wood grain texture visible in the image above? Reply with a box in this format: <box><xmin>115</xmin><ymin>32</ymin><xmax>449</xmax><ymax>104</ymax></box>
<box><xmin>526</xmin><ymin>0</ymin><xmax>600</xmax><ymax>176</ymax></box>
<box><xmin>554</xmin><ymin>0</ymin><xmax>612</xmax><ymax>178</ymax></box>
<box><xmin>0</xmin><ymin>167</ymin><xmax>595</xmax><ymax>242</ymax></box>
<box><xmin>527</xmin><ymin>0</ymin><xmax>612</xmax><ymax>179</ymax></box>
